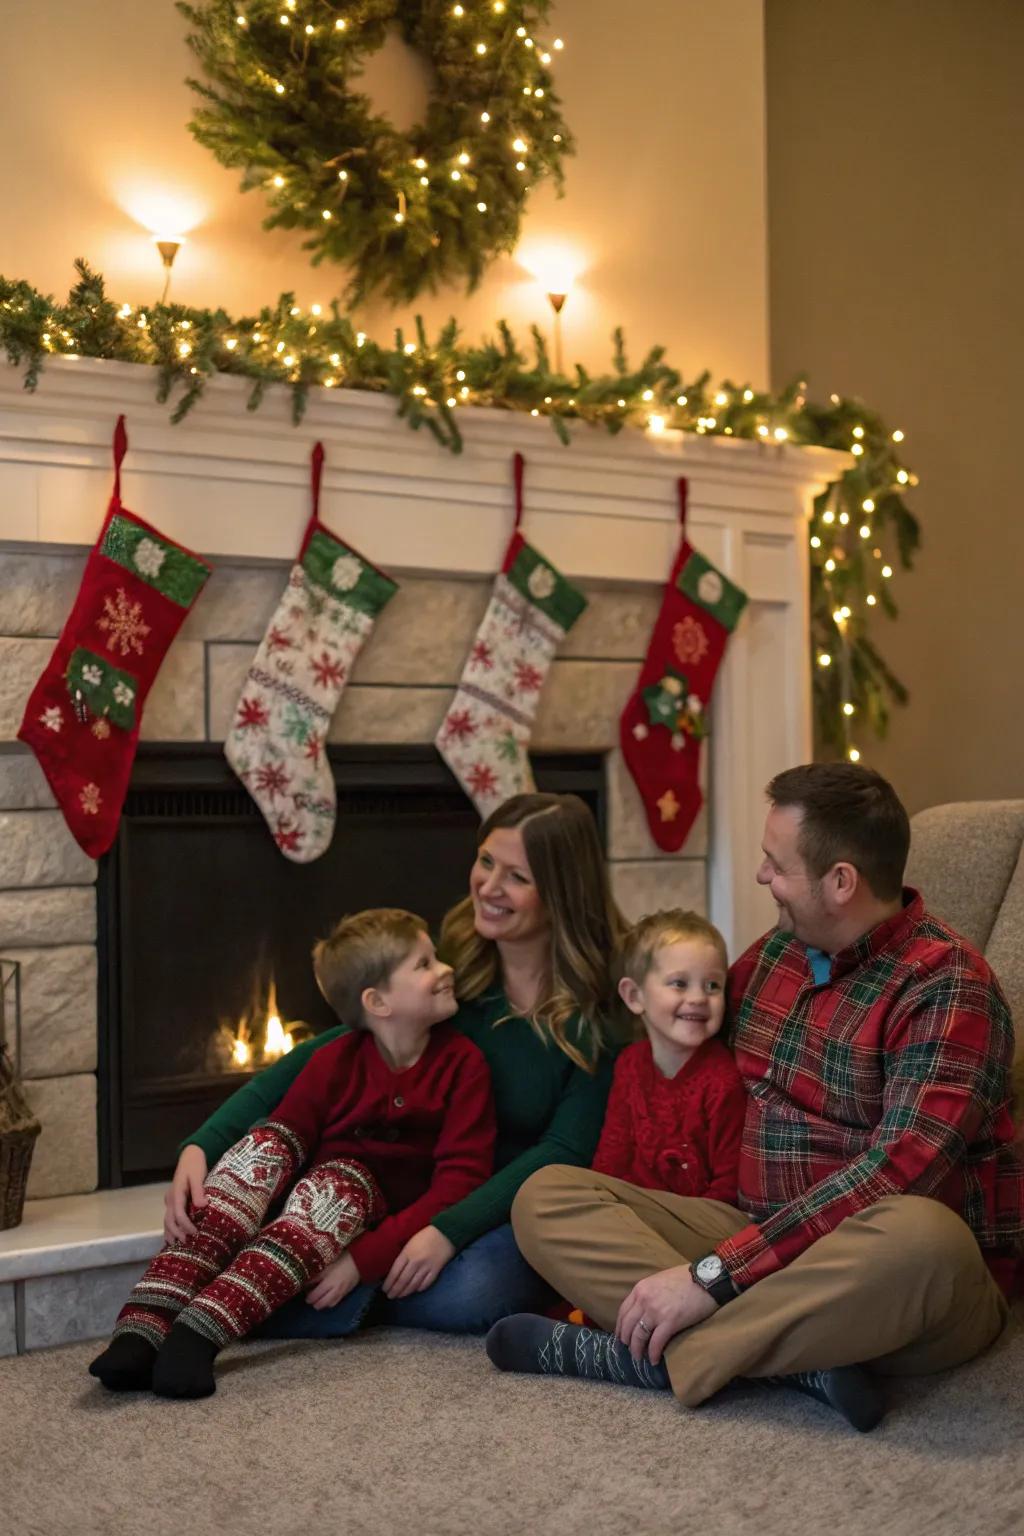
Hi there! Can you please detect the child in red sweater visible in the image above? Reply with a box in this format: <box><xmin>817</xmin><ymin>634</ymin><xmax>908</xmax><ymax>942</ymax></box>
<box><xmin>90</xmin><ymin>909</ymin><xmax>494</xmax><ymax>1399</ymax></box>
<box><xmin>592</xmin><ymin>908</ymin><xmax>746</xmax><ymax>1202</ymax></box>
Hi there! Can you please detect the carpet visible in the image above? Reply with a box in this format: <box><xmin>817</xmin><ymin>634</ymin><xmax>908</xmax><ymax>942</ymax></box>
<box><xmin>3</xmin><ymin>1313</ymin><xmax>1023</xmax><ymax>1536</ymax></box>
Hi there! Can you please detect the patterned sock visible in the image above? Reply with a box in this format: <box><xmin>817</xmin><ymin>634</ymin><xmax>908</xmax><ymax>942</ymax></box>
<box><xmin>152</xmin><ymin>1321</ymin><xmax>220</xmax><ymax>1400</ymax></box>
<box><xmin>106</xmin><ymin>1122</ymin><xmax>303</xmax><ymax>1351</ymax></box>
<box><xmin>486</xmin><ymin>1314</ymin><xmax>671</xmax><ymax>1390</ymax></box>
<box><xmin>175</xmin><ymin>1159</ymin><xmax>383</xmax><ymax>1350</ymax></box>
<box><xmin>758</xmin><ymin>1367</ymin><xmax>885</xmax><ymax>1432</ymax></box>
<box><xmin>88</xmin><ymin>1332</ymin><xmax>158</xmax><ymax>1392</ymax></box>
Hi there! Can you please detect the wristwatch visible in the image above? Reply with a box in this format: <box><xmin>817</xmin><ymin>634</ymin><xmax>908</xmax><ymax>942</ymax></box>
<box><xmin>690</xmin><ymin>1252</ymin><xmax>738</xmax><ymax>1307</ymax></box>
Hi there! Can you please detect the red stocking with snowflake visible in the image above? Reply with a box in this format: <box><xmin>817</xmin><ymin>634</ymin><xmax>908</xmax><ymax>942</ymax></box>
<box><xmin>619</xmin><ymin>477</ymin><xmax>748</xmax><ymax>851</ymax></box>
<box><xmin>17</xmin><ymin>418</ymin><xmax>212</xmax><ymax>858</ymax></box>
<box><xmin>435</xmin><ymin>453</ymin><xmax>588</xmax><ymax>818</ymax></box>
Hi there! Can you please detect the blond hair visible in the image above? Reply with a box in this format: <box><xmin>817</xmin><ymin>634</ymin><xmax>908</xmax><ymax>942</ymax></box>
<box><xmin>439</xmin><ymin>793</ymin><xmax>627</xmax><ymax>1072</ymax></box>
<box><xmin>312</xmin><ymin>908</ymin><xmax>428</xmax><ymax>1029</ymax></box>
<box><xmin>619</xmin><ymin>909</ymin><xmax>729</xmax><ymax>985</ymax></box>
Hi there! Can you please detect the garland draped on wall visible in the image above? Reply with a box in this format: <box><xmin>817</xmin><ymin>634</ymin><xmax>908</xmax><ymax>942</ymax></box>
<box><xmin>0</xmin><ymin>261</ymin><xmax>920</xmax><ymax>756</ymax></box>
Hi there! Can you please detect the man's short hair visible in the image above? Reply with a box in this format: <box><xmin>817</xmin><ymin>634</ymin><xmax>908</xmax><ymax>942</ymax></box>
<box><xmin>767</xmin><ymin>763</ymin><xmax>910</xmax><ymax>901</ymax></box>
<box><xmin>312</xmin><ymin>908</ymin><xmax>428</xmax><ymax>1029</ymax></box>
<box><xmin>619</xmin><ymin>908</ymin><xmax>729</xmax><ymax>985</ymax></box>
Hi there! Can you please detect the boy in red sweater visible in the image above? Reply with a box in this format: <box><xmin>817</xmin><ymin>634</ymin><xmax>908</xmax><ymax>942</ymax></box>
<box><xmin>90</xmin><ymin>909</ymin><xmax>495</xmax><ymax>1399</ymax></box>
<box><xmin>593</xmin><ymin>909</ymin><xmax>746</xmax><ymax>1201</ymax></box>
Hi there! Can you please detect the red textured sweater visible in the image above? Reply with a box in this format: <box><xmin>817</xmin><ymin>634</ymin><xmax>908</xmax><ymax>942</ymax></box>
<box><xmin>592</xmin><ymin>1037</ymin><xmax>746</xmax><ymax>1202</ymax></box>
<box><xmin>272</xmin><ymin>1023</ymin><xmax>495</xmax><ymax>1282</ymax></box>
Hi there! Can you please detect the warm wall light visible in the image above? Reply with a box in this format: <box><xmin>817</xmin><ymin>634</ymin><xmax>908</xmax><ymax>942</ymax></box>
<box><xmin>518</xmin><ymin>243</ymin><xmax>587</xmax><ymax>376</ymax></box>
<box><xmin>113</xmin><ymin>180</ymin><xmax>205</xmax><ymax>298</ymax></box>
<box><xmin>153</xmin><ymin>236</ymin><xmax>185</xmax><ymax>302</ymax></box>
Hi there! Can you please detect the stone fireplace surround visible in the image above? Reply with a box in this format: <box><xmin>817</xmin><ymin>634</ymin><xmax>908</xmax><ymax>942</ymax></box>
<box><xmin>0</xmin><ymin>357</ymin><xmax>848</xmax><ymax>1208</ymax></box>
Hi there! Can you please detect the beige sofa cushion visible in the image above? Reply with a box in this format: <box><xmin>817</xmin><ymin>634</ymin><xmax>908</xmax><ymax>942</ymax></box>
<box><xmin>906</xmin><ymin>801</ymin><xmax>1024</xmax><ymax>953</ymax></box>
<box><xmin>907</xmin><ymin>800</ymin><xmax>1024</xmax><ymax>1080</ymax></box>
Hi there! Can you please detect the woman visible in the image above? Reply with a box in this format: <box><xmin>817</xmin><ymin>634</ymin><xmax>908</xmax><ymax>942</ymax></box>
<box><xmin>163</xmin><ymin>792</ymin><xmax>626</xmax><ymax>1337</ymax></box>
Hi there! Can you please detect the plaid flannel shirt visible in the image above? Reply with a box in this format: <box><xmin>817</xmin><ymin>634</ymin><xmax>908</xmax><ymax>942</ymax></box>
<box><xmin>718</xmin><ymin>889</ymin><xmax>1024</xmax><ymax>1296</ymax></box>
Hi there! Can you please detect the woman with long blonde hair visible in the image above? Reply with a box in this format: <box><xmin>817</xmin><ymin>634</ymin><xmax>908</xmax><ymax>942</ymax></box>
<box><xmin>163</xmin><ymin>792</ymin><xmax>625</xmax><ymax>1336</ymax></box>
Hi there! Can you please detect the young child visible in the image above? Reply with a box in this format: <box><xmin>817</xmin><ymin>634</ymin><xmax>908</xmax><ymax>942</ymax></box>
<box><xmin>591</xmin><ymin>908</ymin><xmax>746</xmax><ymax>1203</ymax></box>
<box><xmin>486</xmin><ymin>909</ymin><xmax>746</xmax><ymax>1388</ymax></box>
<box><xmin>90</xmin><ymin>908</ymin><xmax>494</xmax><ymax>1399</ymax></box>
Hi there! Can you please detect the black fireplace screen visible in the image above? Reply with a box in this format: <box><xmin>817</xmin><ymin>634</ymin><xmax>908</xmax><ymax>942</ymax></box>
<box><xmin>98</xmin><ymin>746</ymin><xmax>604</xmax><ymax>1186</ymax></box>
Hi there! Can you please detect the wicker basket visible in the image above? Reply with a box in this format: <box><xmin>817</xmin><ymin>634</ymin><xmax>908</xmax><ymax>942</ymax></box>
<box><xmin>0</xmin><ymin>960</ymin><xmax>40</xmax><ymax>1231</ymax></box>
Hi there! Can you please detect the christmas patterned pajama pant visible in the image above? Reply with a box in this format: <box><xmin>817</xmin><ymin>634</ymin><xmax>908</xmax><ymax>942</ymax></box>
<box><xmin>111</xmin><ymin>1123</ymin><xmax>384</xmax><ymax>1351</ymax></box>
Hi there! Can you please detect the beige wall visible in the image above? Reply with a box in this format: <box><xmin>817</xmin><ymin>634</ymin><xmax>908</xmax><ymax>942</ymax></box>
<box><xmin>2</xmin><ymin>0</ymin><xmax>767</xmax><ymax>383</ymax></box>
<box><xmin>766</xmin><ymin>0</ymin><xmax>1024</xmax><ymax>813</ymax></box>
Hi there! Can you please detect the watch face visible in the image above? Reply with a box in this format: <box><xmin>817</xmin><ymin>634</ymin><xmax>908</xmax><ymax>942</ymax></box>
<box><xmin>696</xmin><ymin>1255</ymin><xmax>724</xmax><ymax>1284</ymax></box>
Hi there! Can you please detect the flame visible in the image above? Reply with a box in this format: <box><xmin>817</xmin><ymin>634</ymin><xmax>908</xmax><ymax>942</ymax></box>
<box><xmin>265</xmin><ymin>1013</ymin><xmax>293</xmax><ymax>1059</ymax></box>
<box><xmin>224</xmin><ymin>979</ymin><xmax>296</xmax><ymax>1070</ymax></box>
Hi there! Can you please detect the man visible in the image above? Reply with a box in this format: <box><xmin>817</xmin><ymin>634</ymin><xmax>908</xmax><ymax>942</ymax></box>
<box><xmin>486</xmin><ymin>764</ymin><xmax>1023</xmax><ymax>1431</ymax></box>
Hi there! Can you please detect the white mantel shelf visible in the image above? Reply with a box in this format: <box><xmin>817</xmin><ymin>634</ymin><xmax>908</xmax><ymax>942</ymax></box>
<box><xmin>0</xmin><ymin>356</ymin><xmax>849</xmax><ymax>589</ymax></box>
<box><xmin>0</xmin><ymin>354</ymin><xmax>850</xmax><ymax>954</ymax></box>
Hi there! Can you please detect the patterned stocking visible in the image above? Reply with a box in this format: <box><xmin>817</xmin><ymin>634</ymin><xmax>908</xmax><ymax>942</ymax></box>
<box><xmin>619</xmin><ymin>478</ymin><xmax>748</xmax><ymax>851</ymax></box>
<box><xmin>435</xmin><ymin>454</ymin><xmax>587</xmax><ymax>817</ymax></box>
<box><xmin>18</xmin><ymin>417</ymin><xmax>211</xmax><ymax>858</ymax></box>
<box><xmin>225</xmin><ymin>443</ymin><xmax>397</xmax><ymax>862</ymax></box>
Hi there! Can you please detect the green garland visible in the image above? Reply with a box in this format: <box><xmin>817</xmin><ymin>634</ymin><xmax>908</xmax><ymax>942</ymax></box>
<box><xmin>179</xmin><ymin>0</ymin><xmax>573</xmax><ymax>303</ymax></box>
<box><xmin>0</xmin><ymin>261</ymin><xmax>920</xmax><ymax>755</ymax></box>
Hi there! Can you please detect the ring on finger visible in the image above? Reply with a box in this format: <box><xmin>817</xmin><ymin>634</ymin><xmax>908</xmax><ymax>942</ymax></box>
<box><xmin>638</xmin><ymin>1318</ymin><xmax>652</xmax><ymax>1335</ymax></box>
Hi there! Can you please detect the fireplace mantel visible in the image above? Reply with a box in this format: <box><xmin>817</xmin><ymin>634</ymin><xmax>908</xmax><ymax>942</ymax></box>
<box><xmin>0</xmin><ymin>356</ymin><xmax>847</xmax><ymax>581</ymax></box>
<box><xmin>0</xmin><ymin>355</ymin><xmax>849</xmax><ymax>962</ymax></box>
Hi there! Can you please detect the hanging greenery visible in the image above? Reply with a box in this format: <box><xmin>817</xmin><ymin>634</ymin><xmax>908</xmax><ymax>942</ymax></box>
<box><xmin>177</xmin><ymin>0</ymin><xmax>573</xmax><ymax>304</ymax></box>
<box><xmin>0</xmin><ymin>261</ymin><xmax>920</xmax><ymax>757</ymax></box>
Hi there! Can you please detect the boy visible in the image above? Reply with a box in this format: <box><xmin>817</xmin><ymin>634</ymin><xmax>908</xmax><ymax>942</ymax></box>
<box><xmin>90</xmin><ymin>908</ymin><xmax>494</xmax><ymax>1399</ymax></box>
<box><xmin>592</xmin><ymin>909</ymin><xmax>746</xmax><ymax>1201</ymax></box>
<box><xmin>486</xmin><ymin>909</ymin><xmax>745</xmax><ymax>1385</ymax></box>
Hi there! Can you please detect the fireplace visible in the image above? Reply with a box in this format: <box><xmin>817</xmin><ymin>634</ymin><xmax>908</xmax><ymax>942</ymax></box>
<box><xmin>96</xmin><ymin>745</ymin><xmax>604</xmax><ymax>1187</ymax></box>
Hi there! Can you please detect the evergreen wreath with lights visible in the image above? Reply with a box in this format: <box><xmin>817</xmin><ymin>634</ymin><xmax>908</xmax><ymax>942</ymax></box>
<box><xmin>178</xmin><ymin>0</ymin><xmax>572</xmax><ymax>303</ymax></box>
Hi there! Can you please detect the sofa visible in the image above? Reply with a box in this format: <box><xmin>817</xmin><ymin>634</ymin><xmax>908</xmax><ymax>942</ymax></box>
<box><xmin>906</xmin><ymin>799</ymin><xmax>1024</xmax><ymax>1108</ymax></box>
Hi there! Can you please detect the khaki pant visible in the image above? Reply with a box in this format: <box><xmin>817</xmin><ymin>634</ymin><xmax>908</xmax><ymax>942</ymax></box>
<box><xmin>511</xmin><ymin>1166</ymin><xmax>1010</xmax><ymax>1407</ymax></box>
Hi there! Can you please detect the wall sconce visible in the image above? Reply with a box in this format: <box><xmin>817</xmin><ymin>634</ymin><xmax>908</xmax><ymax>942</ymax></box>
<box><xmin>546</xmin><ymin>290</ymin><xmax>568</xmax><ymax>375</ymax></box>
<box><xmin>153</xmin><ymin>235</ymin><xmax>186</xmax><ymax>303</ymax></box>
<box><xmin>518</xmin><ymin>243</ymin><xmax>586</xmax><ymax>377</ymax></box>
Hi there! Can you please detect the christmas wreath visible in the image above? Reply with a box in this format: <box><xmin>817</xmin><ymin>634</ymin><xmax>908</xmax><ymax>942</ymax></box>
<box><xmin>179</xmin><ymin>0</ymin><xmax>573</xmax><ymax>303</ymax></box>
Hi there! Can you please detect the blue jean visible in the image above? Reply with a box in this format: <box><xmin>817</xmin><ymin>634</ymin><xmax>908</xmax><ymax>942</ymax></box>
<box><xmin>256</xmin><ymin>1223</ymin><xmax>556</xmax><ymax>1340</ymax></box>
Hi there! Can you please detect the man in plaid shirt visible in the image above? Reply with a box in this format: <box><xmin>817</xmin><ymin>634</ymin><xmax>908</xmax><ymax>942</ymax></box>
<box><xmin>492</xmin><ymin>765</ymin><xmax>1023</xmax><ymax>1431</ymax></box>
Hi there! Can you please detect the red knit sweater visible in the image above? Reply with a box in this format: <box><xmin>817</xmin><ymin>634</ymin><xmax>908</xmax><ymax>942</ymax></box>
<box><xmin>272</xmin><ymin>1023</ymin><xmax>495</xmax><ymax>1281</ymax></box>
<box><xmin>592</xmin><ymin>1037</ymin><xmax>746</xmax><ymax>1202</ymax></box>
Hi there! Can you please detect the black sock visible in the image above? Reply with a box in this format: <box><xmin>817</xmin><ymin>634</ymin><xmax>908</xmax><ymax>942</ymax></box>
<box><xmin>486</xmin><ymin>1315</ymin><xmax>671</xmax><ymax>1391</ymax></box>
<box><xmin>88</xmin><ymin>1333</ymin><xmax>158</xmax><ymax>1391</ymax></box>
<box><xmin>151</xmin><ymin>1320</ymin><xmax>220</xmax><ymax>1399</ymax></box>
<box><xmin>760</xmin><ymin>1367</ymin><xmax>885</xmax><ymax>1433</ymax></box>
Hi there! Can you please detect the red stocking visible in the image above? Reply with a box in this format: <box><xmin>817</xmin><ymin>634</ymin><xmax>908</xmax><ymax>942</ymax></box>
<box><xmin>619</xmin><ymin>478</ymin><xmax>748</xmax><ymax>851</ymax></box>
<box><xmin>17</xmin><ymin>417</ymin><xmax>212</xmax><ymax>858</ymax></box>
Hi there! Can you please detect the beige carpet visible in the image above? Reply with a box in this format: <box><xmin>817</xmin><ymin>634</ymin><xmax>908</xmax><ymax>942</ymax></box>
<box><xmin>3</xmin><ymin>1314</ymin><xmax>1023</xmax><ymax>1536</ymax></box>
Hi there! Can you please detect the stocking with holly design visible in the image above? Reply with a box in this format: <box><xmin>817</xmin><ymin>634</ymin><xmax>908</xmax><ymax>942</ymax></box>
<box><xmin>17</xmin><ymin>417</ymin><xmax>212</xmax><ymax>858</ymax></box>
<box><xmin>619</xmin><ymin>477</ymin><xmax>748</xmax><ymax>852</ymax></box>
<box><xmin>435</xmin><ymin>454</ymin><xmax>587</xmax><ymax>819</ymax></box>
<box><xmin>224</xmin><ymin>444</ymin><xmax>397</xmax><ymax>862</ymax></box>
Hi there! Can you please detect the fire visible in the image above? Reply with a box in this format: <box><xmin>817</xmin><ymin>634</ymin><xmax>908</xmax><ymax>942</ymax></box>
<box><xmin>264</xmin><ymin>1013</ymin><xmax>293</xmax><ymax>1058</ymax></box>
<box><xmin>221</xmin><ymin>980</ymin><xmax>299</xmax><ymax>1072</ymax></box>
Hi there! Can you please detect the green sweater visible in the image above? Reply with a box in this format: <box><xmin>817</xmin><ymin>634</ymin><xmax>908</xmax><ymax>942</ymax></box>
<box><xmin>185</xmin><ymin>990</ymin><xmax>614</xmax><ymax>1253</ymax></box>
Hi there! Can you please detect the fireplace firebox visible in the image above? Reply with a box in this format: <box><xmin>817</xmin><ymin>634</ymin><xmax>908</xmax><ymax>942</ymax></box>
<box><xmin>97</xmin><ymin>746</ymin><xmax>604</xmax><ymax>1187</ymax></box>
